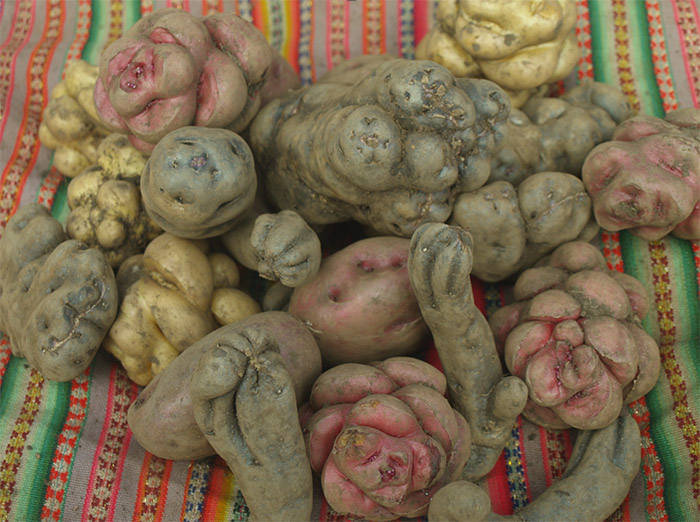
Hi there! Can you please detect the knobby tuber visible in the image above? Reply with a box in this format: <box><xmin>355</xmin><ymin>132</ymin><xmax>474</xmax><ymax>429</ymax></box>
<box><xmin>0</xmin><ymin>204</ymin><xmax>118</xmax><ymax>381</ymax></box>
<box><xmin>489</xmin><ymin>240</ymin><xmax>661</xmax><ymax>430</ymax></box>
<box><xmin>407</xmin><ymin>222</ymin><xmax>529</xmax><ymax>480</ymax></box>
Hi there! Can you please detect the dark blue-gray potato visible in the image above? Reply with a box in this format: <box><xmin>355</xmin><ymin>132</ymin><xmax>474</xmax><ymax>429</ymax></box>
<box><xmin>140</xmin><ymin>126</ymin><xmax>257</xmax><ymax>239</ymax></box>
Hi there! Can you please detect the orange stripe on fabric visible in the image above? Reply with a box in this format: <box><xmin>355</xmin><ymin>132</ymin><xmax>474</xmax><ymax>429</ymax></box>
<box><xmin>648</xmin><ymin>240</ymin><xmax>700</xmax><ymax>502</ymax></box>
<box><xmin>132</xmin><ymin>453</ymin><xmax>173</xmax><ymax>522</ymax></box>
<box><xmin>251</xmin><ymin>0</ymin><xmax>269</xmax><ymax>42</ymax></box>
<box><xmin>64</xmin><ymin>0</ymin><xmax>91</xmax><ymax>65</ymax></box>
<box><xmin>363</xmin><ymin>0</ymin><xmax>385</xmax><ymax>55</ymax></box>
<box><xmin>0</xmin><ymin>370</ymin><xmax>45</xmax><ymax>519</ymax></box>
<box><xmin>283</xmin><ymin>0</ymin><xmax>300</xmax><ymax>73</ymax></box>
<box><xmin>645</xmin><ymin>0</ymin><xmax>679</xmax><ymax>113</ymax></box>
<box><xmin>0</xmin><ymin>0</ymin><xmax>65</xmax><ymax>232</ymax></box>
<box><xmin>141</xmin><ymin>0</ymin><xmax>154</xmax><ymax>15</ymax></box>
<box><xmin>0</xmin><ymin>0</ymin><xmax>35</xmax><ymax>141</ymax></box>
<box><xmin>202</xmin><ymin>0</ymin><xmax>223</xmax><ymax>15</ymax></box>
<box><xmin>200</xmin><ymin>456</ymin><xmax>233</xmax><ymax>520</ymax></box>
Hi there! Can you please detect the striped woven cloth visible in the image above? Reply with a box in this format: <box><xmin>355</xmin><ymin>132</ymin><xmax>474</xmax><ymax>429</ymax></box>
<box><xmin>0</xmin><ymin>1</ymin><xmax>698</xmax><ymax>521</ymax></box>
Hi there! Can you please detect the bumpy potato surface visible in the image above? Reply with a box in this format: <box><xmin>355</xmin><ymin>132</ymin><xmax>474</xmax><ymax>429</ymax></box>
<box><xmin>0</xmin><ymin>204</ymin><xmax>118</xmax><ymax>381</ymax></box>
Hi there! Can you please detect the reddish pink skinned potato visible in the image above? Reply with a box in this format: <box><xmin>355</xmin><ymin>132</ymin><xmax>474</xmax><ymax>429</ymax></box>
<box><xmin>581</xmin><ymin>108</ymin><xmax>700</xmax><ymax>241</ymax></box>
<box><xmin>302</xmin><ymin>357</ymin><xmax>470</xmax><ymax>521</ymax></box>
<box><xmin>94</xmin><ymin>8</ymin><xmax>300</xmax><ymax>152</ymax></box>
<box><xmin>288</xmin><ymin>236</ymin><xmax>429</xmax><ymax>367</ymax></box>
<box><xmin>488</xmin><ymin>240</ymin><xmax>661</xmax><ymax>430</ymax></box>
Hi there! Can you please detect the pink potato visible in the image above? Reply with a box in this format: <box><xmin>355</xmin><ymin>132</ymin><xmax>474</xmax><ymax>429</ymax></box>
<box><xmin>94</xmin><ymin>9</ymin><xmax>300</xmax><ymax>152</ymax></box>
<box><xmin>489</xmin><ymin>240</ymin><xmax>661</xmax><ymax>430</ymax></box>
<box><xmin>288</xmin><ymin>236</ymin><xmax>429</xmax><ymax>367</ymax></box>
<box><xmin>302</xmin><ymin>357</ymin><xmax>470</xmax><ymax>520</ymax></box>
<box><xmin>582</xmin><ymin>108</ymin><xmax>700</xmax><ymax>240</ymax></box>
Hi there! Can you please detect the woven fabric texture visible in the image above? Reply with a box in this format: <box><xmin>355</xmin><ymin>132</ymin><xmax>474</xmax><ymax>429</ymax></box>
<box><xmin>0</xmin><ymin>1</ymin><xmax>698</xmax><ymax>521</ymax></box>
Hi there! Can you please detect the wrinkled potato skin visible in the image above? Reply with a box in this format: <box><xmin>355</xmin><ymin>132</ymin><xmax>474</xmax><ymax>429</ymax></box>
<box><xmin>250</xmin><ymin>55</ymin><xmax>510</xmax><ymax>237</ymax></box>
<box><xmin>288</xmin><ymin>236</ymin><xmax>428</xmax><ymax>367</ymax></box>
<box><xmin>488</xmin><ymin>240</ymin><xmax>661</xmax><ymax>430</ymax></box>
<box><xmin>39</xmin><ymin>60</ymin><xmax>111</xmax><ymax>177</ymax></box>
<box><xmin>582</xmin><ymin>108</ymin><xmax>700</xmax><ymax>240</ymax></box>
<box><xmin>450</xmin><ymin>172</ymin><xmax>597</xmax><ymax>282</ymax></box>
<box><xmin>128</xmin><ymin>311</ymin><xmax>322</xmax><ymax>461</ymax></box>
<box><xmin>0</xmin><ymin>204</ymin><xmax>118</xmax><ymax>381</ymax></box>
<box><xmin>66</xmin><ymin>133</ymin><xmax>162</xmax><ymax>269</ymax></box>
<box><xmin>93</xmin><ymin>9</ymin><xmax>300</xmax><ymax>152</ymax></box>
<box><xmin>416</xmin><ymin>0</ymin><xmax>580</xmax><ymax>106</ymax></box>
<box><xmin>490</xmin><ymin>82</ymin><xmax>635</xmax><ymax>185</ymax></box>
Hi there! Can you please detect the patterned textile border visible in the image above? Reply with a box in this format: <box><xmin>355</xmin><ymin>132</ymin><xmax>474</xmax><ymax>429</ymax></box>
<box><xmin>0</xmin><ymin>1</ymin><xmax>698</xmax><ymax>521</ymax></box>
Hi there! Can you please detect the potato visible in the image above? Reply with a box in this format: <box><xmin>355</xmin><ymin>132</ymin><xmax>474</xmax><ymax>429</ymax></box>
<box><xmin>128</xmin><ymin>311</ymin><xmax>322</xmax><ymax>461</ymax></box>
<box><xmin>130</xmin><ymin>312</ymin><xmax>322</xmax><ymax>520</ymax></box>
<box><xmin>0</xmin><ymin>204</ymin><xmax>118</xmax><ymax>381</ymax></box>
<box><xmin>450</xmin><ymin>171</ymin><xmax>598</xmax><ymax>282</ymax></box>
<box><xmin>427</xmin><ymin>413</ymin><xmax>641</xmax><ymax>522</ymax></box>
<box><xmin>488</xmin><ymin>240</ymin><xmax>661</xmax><ymax>430</ymax></box>
<box><xmin>249</xmin><ymin>55</ymin><xmax>510</xmax><ymax>237</ymax></box>
<box><xmin>288</xmin><ymin>236</ymin><xmax>428</xmax><ymax>367</ymax></box>
<box><xmin>94</xmin><ymin>8</ymin><xmax>300</xmax><ymax>153</ymax></box>
<box><xmin>582</xmin><ymin>108</ymin><xmax>700</xmax><ymax>240</ymax></box>
<box><xmin>416</xmin><ymin>0</ymin><xmax>580</xmax><ymax>107</ymax></box>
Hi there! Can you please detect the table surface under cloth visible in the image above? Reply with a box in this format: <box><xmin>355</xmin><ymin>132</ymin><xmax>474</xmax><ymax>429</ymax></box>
<box><xmin>0</xmin><ymin>1</ymin><xmax>698</xmax><ymax>521</ymax></box>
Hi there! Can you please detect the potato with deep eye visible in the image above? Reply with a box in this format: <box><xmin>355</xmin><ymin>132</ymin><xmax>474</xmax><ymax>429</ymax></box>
<box><xmin>141</xmin><ymin>127</ymin><xmax>258</xmax><ymax>239</ymax></box>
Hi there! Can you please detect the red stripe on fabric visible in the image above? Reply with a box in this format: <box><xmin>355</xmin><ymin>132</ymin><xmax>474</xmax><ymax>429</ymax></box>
<box><xmin>413</xmin><ymin>0</ymin><xmax>429</xmax><ymax>47</ymax></box>
<box><xmin>40</xmin><ymin>370</ymin><xmax>91</xmax><ymax>521</ymax></box>
<box><xmin>326</xmin><ymin>0</ymin><xmax>346</xmax><ymax>71</ymax></box>
<box><xmin>132</xmin><ymin>453</ymin><xmax>173</xmax><ymax>522</ymax></box>
<box><xmin>141</xmin><ymin>0</ymin><xmax>154</xmax><ymax>15</ymax></box>
<box><xmin>575</xmin><ymin>0</ymin><xmax>594</xmax><ymax>80</ymax></box>
<box><xmin>64</xmin><ymin>0</ymin><xmax>92</xmax><ymax>66</ymax></box>
<box><xmin>0</xmin><ymin>338</ymin><xmax>11</xmax><ymax>384</ymax></box>
<box><xmin>0</xmin><ymin>0</ymin><xmax>35</xmax><ymax>141</ymax></box>
<box><xmin>199</xmin><ymin>456</ymin><xmax>229</xmax><ymax>520</ymax></box>
<box><xmin>470</xmin><ymin>276</ymin><xmax>487</xmax><ymax>315</ymax></box>
<box><xmin>486</xmin><ymin>452</ymin><xmax>513</xmax><ymax>516</ymax></box>
<box><xmin>0</xmin><ymin>0</ymin><xmax>64</xmax><ymax>232</ymax></box>
<box><xmin>645</xmin><ymin>0</ymin><xmax>680</xmax><ymax>113</ymax></box>
<box><xmin>669</xmin><ymin>0</ymin><xmax>699</xmax><ymax>107</ymax></box>
<box><xmin>693</xmin><ymin>241</ymin><xmax>700</xmax><ymax>296</ymax></box>
<box><xmin>81</xmin><ymin>365</ymin><xmax>138</xmax><ymax>522</ymax></box>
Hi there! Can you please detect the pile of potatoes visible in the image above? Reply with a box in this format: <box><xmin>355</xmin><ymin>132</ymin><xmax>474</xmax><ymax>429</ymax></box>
<box><xmin>3</xmin><ymin>2</ymin><xmax>699</xmax><ymax>520</ymax></box>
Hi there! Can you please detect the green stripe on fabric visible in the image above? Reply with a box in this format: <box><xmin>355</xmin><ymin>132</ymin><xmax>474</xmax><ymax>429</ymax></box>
<box><xmin>81</xmin><ymin>0</ymin><xmax>107</xmax><ymax>65</ymax></box>
<box><xmin>588</xmin><ymin>0</ymin><xmax>610</xmax><ymax>84</ymax></box>
<box><xmin>628</xmin><ymin>0</ymin><xmax>665</xmax><ymax>117</ymax></box>
<box><xmin>124</xmin><ymin>0</ymin><xmax>142</xmax><ymax>30</ymax></box>
<box><xmin>0</xmin><ymin>356</ymin><xmax>27</xmax><ymax>421</ymax></box>
<box><xmin>619</xmin><ymin>231</ymin><xmax>695</xmax><ymax>521</ymax></box>
<box><xmin>50</xmin><ymin>179</ymin><xmax>69</xmax><ymax>223</ymax></box>
<box><xmin>12</xmin><ymin>381</ymin><xmax>71</xmax><ymax>522</ymax></box>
